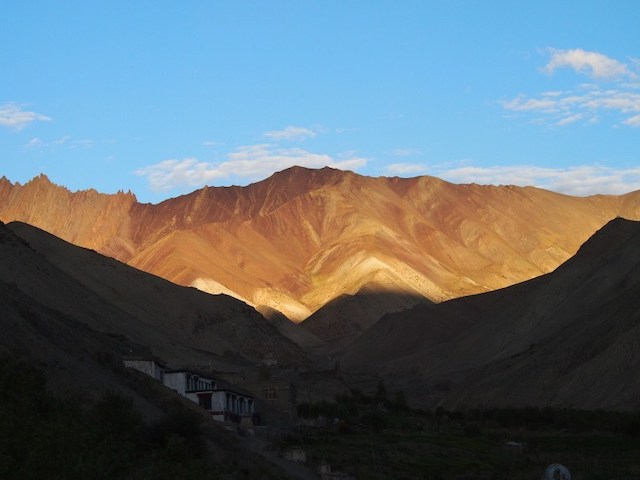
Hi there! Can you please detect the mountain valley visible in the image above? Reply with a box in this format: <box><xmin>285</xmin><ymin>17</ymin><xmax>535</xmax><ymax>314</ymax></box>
<box><xmin>2</xmin><ymin>169</ymin><xmax>640</xmax><ymax>478</ymax></box>
<box><xmin>2</xmin><ymin>168</ymin><xmax>640</xmax><ymax>412</ymax></box>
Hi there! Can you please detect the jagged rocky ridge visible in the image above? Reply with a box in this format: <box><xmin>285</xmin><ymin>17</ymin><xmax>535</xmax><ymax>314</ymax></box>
<box><xmin>2</xmin><ymin>168</ymin><xmax>639</xmax><ymax>326</ymax></box>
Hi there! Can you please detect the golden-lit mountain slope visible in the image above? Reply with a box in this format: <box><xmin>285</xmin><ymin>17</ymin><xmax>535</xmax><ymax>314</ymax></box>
<box><xmin>339</xmin><ymin>218</ymin><xmax>640</xmax><ymax>410</ymax></box>
<box><xmin>0</xmin><ymin>174</ymin><xmax>137</xmax><ymax>259</ymax></box>
<box><xmin>1</xmin><ymin>167</ymin><xmax>639</xmax><ymax>322</ymax></box>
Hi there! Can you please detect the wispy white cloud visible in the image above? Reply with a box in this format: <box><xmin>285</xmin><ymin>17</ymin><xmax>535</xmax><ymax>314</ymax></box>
<box><xmin>225</xmin><ymin>144</ymin><xmax>366</xmax><ymax>173</ymax></box>
<box><xmin>623</xmin><ymin>114</ymin><xmax>640</xmax><ymax>127</ymax></box>
<box><xmin>137</xmin><ymin>157</ymin><xmax>640</xmax><ymax>196</ymax></box>
<box><xmin>385</xmin><ymin>163</ymin><xmax>428</xmax><ymax>175</ymax></box>
<box><xmin>135</xmin><ymin>144</ymin><xmax>368</xmax><ymax>192</ymax></box>
<box><xmin>504</xmin><ymin>87</ymin><xmax>640</xmax><ymax>126</ymax></box>
<box><xmin>69</xmin><ymin>139</ymin><xmax>94</xmax><ymax>149</ymax></box>
<box><xmin>555</xmin><ymin>113</ymin><xmax>584</xmax><ymax>126</ymax></box>
<box><xmin>504</xmin><ymin>49</ymin><xmax>640</xmax><ymax>127</ymax></box>
<box><xmin>263</xmin><ymin>125</ymin><xmax>317</xmax><ymax>141</ymax></box>
<box><xmin>53</xmin><ymin>135</ymin><xmax>71</xmax><ymax>146</ymax></box>
<box><xmin>0</xmin><ymin>103</ymin><xmax>51</xmax><ymax>129</ymax></box>
<box><xmin>432</xmin><ymin>164</ymin><xmax>640</xmax><ymax>196</ymax></box>
<box><xmin>24</xmin><ymin>137</ymin><xmax>45</xmax><ymax>149</ymax></box>
<box><xmin>543</xmin><ymin>48</ymin><xmax>632</xmax><ymax>80</ymax></box>
<box><xmin>503</xmin><ymin>96</ymin><xmax>559</xmax><ymax>112</ymax></box>
<box><xmin>24</xmin><ymin>135</ymin><xmax>93</xmax><ymax>150</ymax></box>
<box><xmin>134</xmin><ymin>158</ymin><xmax>224</xmax><ymax>191</ymax></box>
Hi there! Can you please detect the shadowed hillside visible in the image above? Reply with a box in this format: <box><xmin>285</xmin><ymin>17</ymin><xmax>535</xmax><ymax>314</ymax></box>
<box><xmin>1</xmin><ymin>221</ymin><xmax>307</xmax><ymax>374</ymax></box>
<box><xmin>301</xmin><ymin>288</ymin><xmax>428</xmax><ymax>346</ymax></box>
<box><xmin>340</xmin><ymin>218</ymin><xmax>640</xmax><ymax>411</ymax></box>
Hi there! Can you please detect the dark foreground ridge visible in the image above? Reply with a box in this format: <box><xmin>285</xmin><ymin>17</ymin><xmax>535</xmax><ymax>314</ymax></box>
<box><xmin>340</xmin><ymin>218</ymin><xmax>640</xmax><ymax>410</ymax></box>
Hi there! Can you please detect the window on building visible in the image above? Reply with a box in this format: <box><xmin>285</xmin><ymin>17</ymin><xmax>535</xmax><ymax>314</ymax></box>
<box><xmin>263</xmin><ymin>388</ymin><xmax>278</xmax><ymax>401</ymax></box>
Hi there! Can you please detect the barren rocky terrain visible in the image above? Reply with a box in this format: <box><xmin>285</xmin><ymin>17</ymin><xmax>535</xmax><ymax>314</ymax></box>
<box><xmin>3</xmin><ymin>167</ymin><xmax>639</xmax><ymax>326</ymax></box>
<box><xmin>3</xmin><ymin>211</ymin><xmax>639</xmax><ymax>413</ymax></box>
<box><xmin>3</xmin><ymin>168</ymin><xmax>640</xmax><ymax>411</ymax></box>
<box><xmin>339</xmin><ymin>218</ymin><xmax>640</xmax><ymax>410</ymax></box>
<box><xmin>0</xmin><ymin>220</ymin><xmax>307</xmax><ymax>384</ymax></box>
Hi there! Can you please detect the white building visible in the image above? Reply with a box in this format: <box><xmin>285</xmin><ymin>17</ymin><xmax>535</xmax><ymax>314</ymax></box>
<box><xmin>162</xmin><ymin>370</ymin><xmax>215</xmax><ymax>396</ymax></box>
<box><xmin>124</xmin><ymin>359</ymin><xmax>254</xmax><ymax>425</ymax></box>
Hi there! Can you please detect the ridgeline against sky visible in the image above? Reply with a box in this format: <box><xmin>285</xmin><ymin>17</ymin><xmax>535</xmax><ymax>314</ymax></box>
<box><xmin>1</xmin><ymin>2</ymin><xmax>639</xmax><ymax>203</ymax></box>
<box><xmin>2</xmin><ymin>168</ymin><xmax>639</xmax><ymax>322</ymax></box>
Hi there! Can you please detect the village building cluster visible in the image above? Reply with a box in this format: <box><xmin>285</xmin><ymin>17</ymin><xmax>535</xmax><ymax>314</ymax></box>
<box><xmin>124</xmin><ymin>358</ymin><xmax>256</xmax><ymax>426</ymax></box>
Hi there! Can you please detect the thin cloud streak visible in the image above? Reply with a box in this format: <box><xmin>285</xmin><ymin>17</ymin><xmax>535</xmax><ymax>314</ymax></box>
<box><xmin>434</xmin><ymin>164</ymin><xmax>640</xmax><ymax>196</ymax></box>
<box><xmin>263</xmin><ymin>126</ymin><xmax>317</xmax><ymax>141</ymax></box>
<box><xmin>24</xmin><ymin>135</ymin><xmax>94</xmax><ymax>151</ymax></box>
<box><xmin>503</xmin><ymin>86</ymin><xmax>640</xmax><ymax>127</ymax></box>
<box><xmin>138</xmin><ymin>151</ymin><xmax>640</xmax><ymax>196</ymax></box>
<box><xmin>555</xmin><ymin>113</ymin><xmax>583</xmax><ymax>126</ymax></box>
<box><xmin>0</xmin><ymin>103</ymin><xmax>51</xmax><ymax>129</ymax></box>
<box><xmin>624</xmin><ymin>114</ymin><xmax>640</xmax><ymax>126</ymax></box>
<box><xmin>135</xmin><ymin>144</ymin><xmax>368</xmax><ymax>192</ymax></box>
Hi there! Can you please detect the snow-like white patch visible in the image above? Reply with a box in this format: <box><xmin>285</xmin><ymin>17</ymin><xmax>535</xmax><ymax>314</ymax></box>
<box><xmin>190</xmin><ymin>277</ymin><xmax>254</xmax><ymax>306</ymax></box>
<box><xmin>253</xmin><ymin>288</ymin><xmax>312</xmax><ymax>323</ymax></box>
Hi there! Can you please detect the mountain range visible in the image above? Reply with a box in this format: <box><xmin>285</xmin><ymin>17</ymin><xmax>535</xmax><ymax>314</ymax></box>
<box><xmin>2</xmin><ymin>213</ymin><xmax>640</xmax><ymax>413</ymax></box>
<box><xmin>2</xmin><ymin>167</ymin><xmax>639</xmax><ymax>327</ymax></box>
<box><xmin>2</xmin><ymin>166</ymin><xmax>640</xmax><ymax>413</ymax></box>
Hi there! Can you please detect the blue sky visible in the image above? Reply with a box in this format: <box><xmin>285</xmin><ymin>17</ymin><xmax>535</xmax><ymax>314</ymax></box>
<box><xmin>1</xmin><ymin>1</ymin><xmax>639</xmax><ymax>204</ymax></box>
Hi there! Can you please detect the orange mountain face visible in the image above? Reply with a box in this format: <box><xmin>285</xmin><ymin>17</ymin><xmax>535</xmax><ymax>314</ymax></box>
<box><xmin>1</xmin><ymin>167</ymin><xmax>639</xmax><ymax>321</ymax></box>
